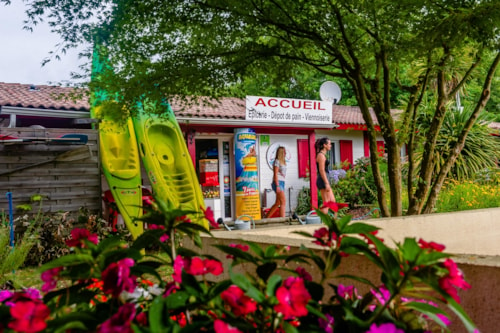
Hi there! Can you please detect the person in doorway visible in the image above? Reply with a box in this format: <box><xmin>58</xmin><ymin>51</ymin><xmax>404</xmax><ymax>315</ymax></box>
<box><xmin>265</xmin><ymin>146</ymin><xmax>287</xmax><ymax>218</ymax></box>
<box><xmin>315</xmin><ymin>137</ymin><xmax>336</xmax><ymax>215</ymax></box>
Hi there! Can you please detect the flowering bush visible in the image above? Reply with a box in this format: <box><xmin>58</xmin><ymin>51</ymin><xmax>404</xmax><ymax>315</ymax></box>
<box><xmin>0</xmin><ymin>198</ymin><xmax>478</xmax><ymax>332</ymax></box>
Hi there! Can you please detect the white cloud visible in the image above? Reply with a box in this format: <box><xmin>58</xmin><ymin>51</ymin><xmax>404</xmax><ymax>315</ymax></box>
<box><xmin>0</xmin><ymin>2</ymin><xmax>88</xmax><ymax>86</ymax></box>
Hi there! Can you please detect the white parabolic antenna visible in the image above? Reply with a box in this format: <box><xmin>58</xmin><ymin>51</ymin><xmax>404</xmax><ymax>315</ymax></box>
<box><xmin>320</xmin><ymin>81</ymin><xmax>342</xmax><ymax>104</ymax></box>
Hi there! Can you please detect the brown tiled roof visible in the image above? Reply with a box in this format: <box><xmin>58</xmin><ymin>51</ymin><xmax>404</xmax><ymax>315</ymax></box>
<box><xmin>0</xmin><ymin>82</ymin><xmax>89</xmax><ymax>111</ymax></box>
<box><xmin>0</xmin><ymin>82</ymin><xmax>387</xmax><ymax>126</ymax></box>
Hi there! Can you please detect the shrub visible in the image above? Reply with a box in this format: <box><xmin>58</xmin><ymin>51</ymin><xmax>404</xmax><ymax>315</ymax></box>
<box><xmin>0</xmin><ymin>198</ymin><xmax>478</xmax><ymax>333</ymax></box>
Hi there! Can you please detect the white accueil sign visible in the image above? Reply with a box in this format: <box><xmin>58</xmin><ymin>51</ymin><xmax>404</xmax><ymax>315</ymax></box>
<box><xmin>246</xmin><ymin>96</ymin><xmax>332</xmax><ymax>125</ymax></box>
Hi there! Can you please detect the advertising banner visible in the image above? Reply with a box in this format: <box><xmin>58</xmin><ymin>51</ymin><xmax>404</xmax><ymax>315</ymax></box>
<box><xmin>246</xmin><ymin>96</ymin><xmax>332</xmax><ymax>125</ymax></box>
<box><xmin>234</xmin><ymin>128</ymin><xmax>261</xmax><ymax>220</ymax></box>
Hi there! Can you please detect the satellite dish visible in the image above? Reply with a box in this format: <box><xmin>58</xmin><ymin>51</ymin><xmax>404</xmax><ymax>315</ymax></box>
<box><xmin>319</xmin><ymin>81</ymin><xmax>342</xmax><ymax>104</ymax></box>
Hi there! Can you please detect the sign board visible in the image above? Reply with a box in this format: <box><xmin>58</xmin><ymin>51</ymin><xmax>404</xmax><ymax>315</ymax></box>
<box><xmin>246</xmin><ymin>96</ymin><xmax>332</xmax><ymax>125</ymax></box>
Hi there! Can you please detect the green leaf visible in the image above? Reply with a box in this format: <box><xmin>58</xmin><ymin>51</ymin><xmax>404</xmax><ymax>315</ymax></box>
<box><xmin>213</xmin><ymin>244</ymin><xmax>257</xmax><ymax>263</ymax></box>
<box><xmin>405</xmin><ymin>301</ymin><xmax>449</xmax><ymax>328</ymax></box>
<box><xmin>281</xmin><ymin>320</ymin><xmax>299</xmax><ymax>333</ymax></box>
<box><xmin>39</xmin><ymin>254</ymin><xmax>94</xmax><ymax>271</ymax></box>
<box><xmin>342</xmin><ymin>222</ymin><xmax>379</xmax><ymax>235</ymax></box>
<box><xmin>165</xmin><ymin>291</ymin><xmax>190</xmax><ymax>310</ymax></box>
<box><xmin>150</xmin><ymin>295</ymin><xmax>168</xmax><ymax>331</ymax></box>
<box><xmin>445</xmin><ymin>296</ymin><xmax>478</xmax><ymax>332</ymax></box>
<box><xmin>230</xmin><ymin>271</ymin><xmax>265</xmax><ymax>302</ymax></box>
<box><xmin>264</xmin><ymin>245</ymin><xmax>277</xmax><ymax>258</ymax></box>
<box><xmin>256</xmin><ymin>262</ymin><xmax>277</xmax><ymax>281</ymax></box>
<box><xmin>244</xmin><ymin>240</ymin><xmax>264</xmax><ymax>257</ymax></box>
<box><xmin>400</xmin><ymin>238</ymin><xmax>422</xmax><ymax>263</ymax></box>
<box><xmin>208</xmin><ymin>280</ymin><xmax>233</xmax><ymax>299</ymax></box>
<box><xmin>266</xmin><ymin>274</ymin><xmax>282</xmax><ymax>297</ymax></box>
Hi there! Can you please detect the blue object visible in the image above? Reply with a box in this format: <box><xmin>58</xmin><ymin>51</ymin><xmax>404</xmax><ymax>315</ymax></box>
<box><xmin>6</xmin><ymin>192</ymin><xmax>14</xmax><ymax>247</ymax></box>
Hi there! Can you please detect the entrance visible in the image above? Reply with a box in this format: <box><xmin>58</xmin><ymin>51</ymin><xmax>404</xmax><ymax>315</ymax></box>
<box><xmin>195</xmin><ymin>137</ymin><xmax>234</xmax><ymax>221</ymax></box>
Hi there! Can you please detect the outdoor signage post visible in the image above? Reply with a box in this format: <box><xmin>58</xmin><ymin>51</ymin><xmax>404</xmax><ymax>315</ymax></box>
<box><xmin>246</xmin><ymin>96</ymin><xmax>332</xmax><ymax>125</ymax></box>
<box><xmin>234</xmin><ymin>128</ymin><xmax>261</xmax><ymax>220</ymax></box>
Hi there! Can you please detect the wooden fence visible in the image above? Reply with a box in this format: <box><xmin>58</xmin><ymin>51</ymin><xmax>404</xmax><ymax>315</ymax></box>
<box><xmin>0</xmin><ymin>127</ymin><xmax>101</xmax><ymax>220</ymax></box>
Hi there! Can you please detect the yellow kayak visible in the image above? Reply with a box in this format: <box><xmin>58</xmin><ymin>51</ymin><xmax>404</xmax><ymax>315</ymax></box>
<box><xmin>133</xmin><ymin>100</ymin><xmax>208</xmax><ymax>229</ymax></box>
<box><xmin>92</xmin><ymin>105</ymin><xmax>144</xmax><ymax>239</ymax></box>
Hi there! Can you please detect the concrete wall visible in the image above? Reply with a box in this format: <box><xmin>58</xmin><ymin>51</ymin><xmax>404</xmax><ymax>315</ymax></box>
<box><xmin>187</xmin><ymin>208</ymin><xmax>500</xmax><ymax>333</ymax></box>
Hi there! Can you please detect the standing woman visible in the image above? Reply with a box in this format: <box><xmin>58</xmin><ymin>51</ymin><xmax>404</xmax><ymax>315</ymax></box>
<box><xmin>315</xmin><ymin>137</ymin><xmax>336</xmax><ymax>214</ymax></box>
<box><xmin>266</xmin><ymin>146</ymin><xmax>287</xmax><ymax>218</ymax></box>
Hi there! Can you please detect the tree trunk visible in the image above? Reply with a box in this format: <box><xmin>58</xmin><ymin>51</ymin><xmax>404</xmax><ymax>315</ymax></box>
<box><xmin>422</xmin><ymin>51</ymin><xmax>500</xmax><ymax>214</ymax></box>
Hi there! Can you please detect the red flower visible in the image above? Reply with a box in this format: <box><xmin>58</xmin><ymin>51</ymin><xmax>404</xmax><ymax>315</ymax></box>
<box><xmin>8</xmin><ymin>300</ymin><xmax>50</xmax><ymax>333</ymax></box>
<box><xmin>295</xmin><ymin>267</ymin><xmax>312</xmax><ymax>281</ymax></box>
<box><xmin>418</xmin><ymin>239</ymin><xmax>445</xmax><ymax>252</ymax></box>
<box><xmin>322</xmin><ymin>201</ymin><xmax>349</xmax><ymax>212</ymax></box>
<box><xmin>174</xmin><ymin>256</ymin><xmax>224</xmax><ymax>281</ymax></box>
<box><xmin>221</xmin><ymin>285</ymin><xmax>257</xmax><ymax>316</ymax></box>
<box><xmin>202</xmin><ymin>206</ymin><xmax>219</xmax><ymax>228</ymax></box>
<box><xmin>41</xmin><ymin>267</ymin><xmax>62</xmax><ymax>293</ymax></box>
<box><xmin>102</xmin><ymin>258</ymin><xmax>137</xmax><ymax>298</ymax></box>
<box><xmin>214</xmin><ymin>319</ymin><xmax>242</xmax><ymax>333</ymax></box>
<box><xmin>438</xmin><ymin>259</ymin><xmax>471</xmax><ymax>303</ymax></box>
<box><xmin>65</xmin><ymin>228</ymin><xmax>99</xmax><ymax>248</ymax></box>
<box><xmin>312</xmin><ymin>227</ymin><xmax>340</xmax><ymax>247</ymax></box>
<box><xmin>274</xmin><ymin>277</ymin><xmax>311</xmax><ymax>319</ymax></box>
<box><xmin>170</xmin><ymin>312</ymin><xmax>187</xmax><ymax>327</ymax></box>
<box><xmin>98</xmin><ymin>303</ymin><xmax>136</xmax><ymax>333</ymax></box>
<box><xmin>136</xmin><ymin>311</ymin><xmax>148</xmax><ymax>326</ymax></box>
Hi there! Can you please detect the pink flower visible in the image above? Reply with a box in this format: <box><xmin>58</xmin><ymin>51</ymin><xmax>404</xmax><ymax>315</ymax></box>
<box><xmin>102</xmin><ymin>258</ymin><xmax>137</xmax><ymax>298</ymax></box>
<box><xmin>368</xmin><ymin>285</ymin><xmax>391</xmax><ymax>311</ymax></box>
<box><xmin>227</xmin><ymin>243</ymin><xmax>249</xmax><ymax>259</ymax></box>
<box><xmin>439</xmin><ymin>259</ymin><xmax>471</xmax><ymax>303</ymax></box>
<box><xmin>418</xmin><ymin>239</ymin><xmax>445</xmax><ymax>252</ymax></box>
<box><xmin>0</xmin><ymin>290</ymin><xmax>14</xmax><ymax>302</ymax></box>
<box><xmin>8</xmin><ymin>300</ymin><xmax>51</xmax><ymax>333</ymax></box>
<box><xmin>295</xmin><ymin>267</ymin><xmax>312</xmax><ymax>281</ymax></box>
<box><xmin>214</xmin><ymin>319</ymin><xmax>242</xmax><ymax>333</ymax></box>
<box><xmin>174</xmin><ymin>256</ymin><xmax>224</xmax><ymax>280</ymax></box>
<box><xmin>98</xmin><ymin>303</ymin><xmax>136</xmax><ymax>333</ymax></box>
<box><xmin>65</xmin><ymin>228</ymin><xmax>98</xmax><ymax>248</ymax></box>
<box><xmin>274</xmin><ymin>277</ymin><xmax>311</xmax><ymax>319</ymax></box>
<box><xmin>220</xmin><ymin>285</ymin><xmax>257</xmax><ymax>316</ymax></box>
<box><xmin>172</xmin><ymin>255</ymin><xmax>185</xmax><ymax>283</ymax></box>
<box><xmin>41</xmin><ymin>267</ymin><xmax>62</xmax><ymax>293</ymax></box>
<box><xmin>202</xmin><ymin>206</ymin><xmax>219</xmax><ymax>228</ymax></box>
<box><xmin>366</xmin><ymin>322</ymin><xmax>404</xmax><ymax>333</ymax></box>
<box><xmin>148</xmin><ymin>224</ymin><xmax>169</xmax><ymax>242</ymax></box>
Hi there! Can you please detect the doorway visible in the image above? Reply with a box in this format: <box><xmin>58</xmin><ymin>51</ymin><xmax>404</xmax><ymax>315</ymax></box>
<box><xmin>195</xmin><ymin>136</ymin><xmax>234</xmax><ymax>221</ymax></box>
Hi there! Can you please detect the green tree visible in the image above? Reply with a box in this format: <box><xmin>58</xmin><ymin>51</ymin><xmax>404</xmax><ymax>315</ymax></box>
<box><xmin>8</xmin><ymin>0</ymin><xmax>500</xmax><ymax>216</ymax></box>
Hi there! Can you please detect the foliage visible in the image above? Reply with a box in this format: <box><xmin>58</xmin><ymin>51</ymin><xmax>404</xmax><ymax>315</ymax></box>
<box><xmin>24</xmin><ymin>206</ymin><xmax>132</xmax><ymax>267</ymax></box>
<box><xmin>332</xmin><ymin>158</ymin><xmax>379</xmax><ymax>208</ymax></box>
<box><xmin>410</xmin><ymin>105</ymin><xmax>500</xmax><ymax>182</ymax></box>
<box><xmin>435</xmin><ymin>178</ymin><xmax>500</xmax><ymax>213</ymax></box>
<box><xmin>10</xmin><ymin>0</ymin><xmax>500</xmax><ymax>217</ymax></box>
<box><xmin>0</xmin><ymin>217</ymin><xmax>38</xmax><ymax>288</ymax></box>
<box><xmin>294</xmin><ymin>187</ymin><xmax>312</xmax><ymax>215</ymax></box>
<box><xmin>0</xmin><ymin>196</ymin><xmax>479</xmax><ymax>332</ymax></box>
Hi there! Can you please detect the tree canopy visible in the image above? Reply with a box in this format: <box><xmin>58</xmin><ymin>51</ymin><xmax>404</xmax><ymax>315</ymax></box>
<box><xmin>7</xmin><ymin>0</ymin><xmax>500</xmax><ymax>216</ymax></box>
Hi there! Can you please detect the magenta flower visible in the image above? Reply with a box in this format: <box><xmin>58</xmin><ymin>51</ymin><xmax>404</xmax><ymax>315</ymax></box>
<box><xmin>274</xmin><ymin>277</ymin><xmax>311</xmax><ymax>319</ymax></box>
<box><xmin>174</xmin><ymin>256</ymin><xmax>224</xmax><ymax>280</ymax></box>
<box><xmin>102</xmin><ymin>258</ymin><xmax>137</xmax><ymax>298</ymax></box>
<box><xmin>65</xmin><ymin>228</ymin><xmax>98</xmax><ymax>248</ymax></box>
<box><xmin>41</xmin><ymin>267</ymin><xmax>62</xmax><ymax>293</ymax></box>
<box><xmin>98</xmin><ymin>303</ymin><xmax>136</xmax><ymax>333</ymax></box>
<box><xmin>220</xmin><ymin>285</ymin><xmax>257</xmax><ymax>316</ymax></box>
<box><xmin>172</xmin><ymin>255</ymin><xmax>184</xmax><ymax>283</ymax></box>
<box><xmin>312</xmin><ymin>227</ymin><xmax>339</xmax><ymax>247</ymax></box>
<box><xmin>214</xmin><ymin>319</ymin><xmax>242</xmax><ymax>333</ymax></box>
<box><xmin>148</xmin><ymin>224</ymin><xmax>169</xmax><ymax>242</ymax></box>
<box><xmin>366</xmin><ymin>322</ymin><xmax>404</xmax><ymax>333</ymax></box>
<box><xmin>8</xmin><ymin>300</ymin><xmax>51</xmax><ymax>333</ymax></box>
<box><xmin>318</xmin><ymin>313</ymin><xmax>335</xmax><ymax>333</ymax></box>
<box><xmin>337</xmin><ymin>284</ymin><xmax>359</xmax><ymax>300</ymax></box>
<box><xmin>0</xmin><ymin>290</ymin><xmax>14</xmax><ymax>302</ymax></box>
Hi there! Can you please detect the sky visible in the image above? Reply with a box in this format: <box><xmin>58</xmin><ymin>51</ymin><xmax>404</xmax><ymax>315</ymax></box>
<box><xmin>0</xmin><ymin>2</ymin><xmax>87</xmax><ymax>86</ymax></box>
